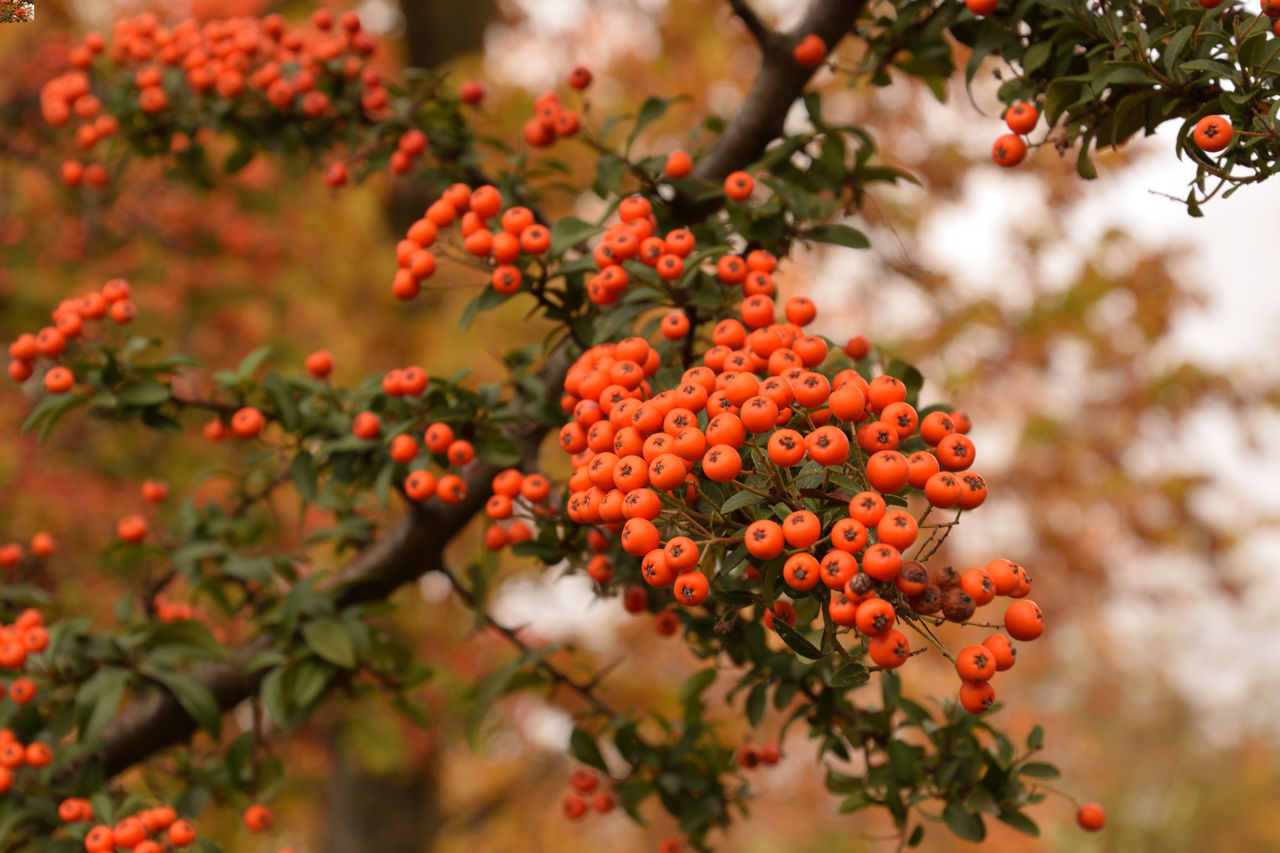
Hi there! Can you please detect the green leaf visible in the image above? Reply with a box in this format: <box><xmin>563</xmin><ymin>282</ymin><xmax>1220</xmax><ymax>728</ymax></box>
<box><xmin>20</xmin><ymin>392</ymin><xmax>87</xmax><ymax>442</ymax></box>
<box><xmin>997</xmin><ymin>810</ymin><xmax>1040</xmax><ymax>836</ymax></box>
<box><xmin>569</xmin><ymin>726</ymin><xmax>608</xmax><ymax>772</ymax></box>
<box><xmin>550</xmin><ymin>216</ymin><xmax>602</xmax><ymax>256</ymax></box>
<box><xmin>301</xmin><ymin>618</ymin><xmax>357</xmax><ymax>669</ymax></box>
<box><xmin>772</xmin><ymin>620</ymin><xmax>823</xmax><ymax>659</ymax></box>
<box><xmin>1018</xmin><ymin>761</ymin><xmax>1061</xmax><ymax>779</ymax></box>
<box><xmin>1021</xmin><ymin>40</ymin><xmax>1051</xmax><ymax>75</ymax></box>
<box><xmin>290</xmin><ymin>450</ymin><xmax>318</xmax><ymax>502</ymax></box>
<box><xmin>721</xmin><ymin>489</ymin><xmax>765</xmax><ymax>515</ymax></box>
<box><xmin>628</xmin><ymin>95</ymin><xmax>680</xmax><ymax>145</ymax></box>
<box><xmin>593</xmin><ymin>153</ymin><xmax>623</xmax><ymax>199</ymax></box>
<box><xmin>943</xmin><ymin>802</ymin><xmax>986</xmax><ymax>842</ymax></box>
<box><xmin>1026</xmin><ymin>725</ymin><xmax>1044</xmax><ymax>750</ymax></box>
<box><xmin>116</xmin><ymin>381</ymin><xmax>172</xmax><ymax>407</ymax></box>
<box><xmin>829</xmin><ymin>663</ymin><xmax>870</xmax><ymax>687</ymax></box>
<box><xmin>838</xmin><ymin>793</ymin><xmax>874</xmax><ymax>813</ymax></box>
<box><xmin>74</xmin><ymin>667</ymin><xmax>132</xmax><ymax>741</ymax></box>
<box><xmin>458</xmin><ymin>286</ymin><xmax>513</xmax><ymax>332</ymax></box>
<box><xmin>234</xmin><ymin>345</ymin><xmax>272</xmax><ymax>381</ymax></box>
<box><xmin>142</xmin><ymin>665</ymin><xmax>222</xmax><ymax>737</ymax></box>
<box><xmin>1043</xmin><ymin>78</ymin><xmax>1083</xmax><ymax>126</ymax></box>
<box><xmin>803</xmin><ymin>223</ymin><xmax>870</xmax><ymax>250</ymax></box>
<box><xmin>679</xmin><ymin>668</ymin><xmax>717</xmax><ymax>705</ymax></box>
<box><xmin>908</xmin><ymin>824</ymin><xmax>925</xmax><ymax>847</ymax></box>
<box><xmin>745</xmin><ymin>682</ymin><xmax>767</xmax><ymax>727</ymax></box>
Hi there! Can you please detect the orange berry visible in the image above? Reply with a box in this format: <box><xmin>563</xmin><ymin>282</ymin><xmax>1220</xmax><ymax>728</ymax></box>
<box><xmin>1077</xmin><ymin>802</ymin><xmax>1106</xmax><ymax>831</ymax></box>
<box><xmin>793</xmin><ymin>34</ymin><xmax>826</xmax><ymax>67</ymax></box>
<box><xmin>1004</xmin><ymin>600</ymin><xmax>1044</xmax><ymax>641</ymax></box>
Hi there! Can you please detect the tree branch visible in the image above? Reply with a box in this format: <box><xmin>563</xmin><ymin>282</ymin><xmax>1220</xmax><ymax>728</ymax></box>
<box><xmin>694</xmin><ymin>0</ymin><xmax>865</xmax><ymax>183</ymax></box>
<box><xmin>727</xmin><ymin>0</ymin><xmax>777</xmax><ymax>51</ymax></box>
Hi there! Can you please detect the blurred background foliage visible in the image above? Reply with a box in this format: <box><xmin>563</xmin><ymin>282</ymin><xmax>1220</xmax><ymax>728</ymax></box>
<box><xmin>2</xmin><ymin>0</ymin><xmax>1280</xmax><ymax>851</ymax></box>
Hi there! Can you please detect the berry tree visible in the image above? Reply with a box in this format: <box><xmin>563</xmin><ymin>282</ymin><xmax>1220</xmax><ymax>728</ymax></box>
<box><xmin>3</xmin><ymin>0</ymin><xmax>1270</xmax><ymax>849</ymax></box>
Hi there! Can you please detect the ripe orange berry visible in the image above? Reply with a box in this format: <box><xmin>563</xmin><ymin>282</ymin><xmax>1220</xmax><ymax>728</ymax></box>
<box><xmin>783</xmin><ymin>553</ymin><xmax>820</xmax><ymax>591</ymax></box>
<box><xmin>459</xmin><ymin>79</ymin><xmax>485</xmax><ymax>104</ymax></box>
<box><xmin>437</xmin><ymin>474</ymin><xmax>467</xmax><ymax>503</ymax></box>
<box><xmin>141</xmin><ymin>479</ymin><xmax>170</xmax><ymax>503</ymax></box>
<box><xmin>85</xmin><ymin>826</ymin><xmax>114</xmax><ymax>852</ymax></box>
<box><xmin>674</xmin><ymin>571</ymin><xmax>710</xmax><ymax>606</ymax></box>
<box><xmin>231</xmin><ymin>406</ymin><xmax>265</xmax><ymax>438</ymax></box>
<box><xmin>966</xmin><ymin>0</ymin><xmax>998</xmax><ymax>14</ymax></box>
<box><xmin>855</xmin><ymin>598</ymin><xmax>896</xmax><ymax>637</ymax></box>
<box><xmin>390</xmin><ymin>434</ymin><xmax>419</xmax><ymax>463</ymax></box>
<box><xmin>724</xmin><ymin>171</ymin><xmax>754</xmax><ymax>201</ymax></box>
<box><xmin>446</xmin><ymin>439</ymin><xmax>475</xmax><ymax>467</ymax></box>
<box><xmin>1005</xmin><ymin>101</ymin><xmax>1039</xmax><ymax>134</ymax></box>
<box><xmin>243</xmin><ymin>804</ymin><xmax>273</xmax><ymax>833</ymax></box>
<box><xmin>664</xmin><ymin>149</ymin><xmax>693</xmax><ymax>178</ymax></box>
<box><xmin>982</xmin><ymin>633</ymin><xmax>1016</xmax><ymax>671</ymax></box>
<box><xmin>404</xmin><ymin>470</ymin><xmax>437</xmax><ymax>501</ymax></box>
<box><xmin>936</xmin><ymin>432</ymin><xmax>975</xmax><ymax>471</ymax></box>
<box><xmin>793</xmin><ymin>34</ymin><xmax>826</xmax><ymax>67</ymax></box>
<box><xmin>117</xmin><ymin>514</ymin><xmax>149</xmax><ymax>544</ymax></box>
<box><xmin>744</xmin><ymin>519</ymin><xmax>785</xmax><ymax>560</ymax></box>
<box><xmin>654</xmin><ymin>610</ymin><xmax>680</xmax><ymax>636</ymax></box>
<box><xmin>30</xmin><ymin>531</ymin><xmax>56</xmax><ymax>557</ymax></box>
<box><xmin>958</xmin><ymin>679</ymin><xmax>995</xmax><ymax>713</ymax></box>
<box><xmin>168</xmin><ymin>819</ymin><xmax>197</xmax><ymax>846</ymax></box>
<box><xmin>992</xmin><ymin>133</ymin><xmax>1027</xmax><ymax>167</ymax></box>
<box><xmin>1192</xmin><ymin>115</ymin><xmax>1233</xmax><ymax>152</ymax></box>
<box><xmin>568</xmin><ymin>65</ymin><xmax>592</xmax><ymax>89</ymax></box>
<box><xmin>868</xmin><ymin>629</ymin><xmax>910</xmax><ymax>668</ymax></box>
<box><xmin>1004</xmin><ymin>600</ymin><xmax>1044</xmax><ymax>640</ymax></box>
<box><xmin>1077</xmin><ymin>802</ymin><xmax>1106</xmax><ymax>831</ymax></box>
<box><xmin>661</xmin><ymin>311</ymin><xmax>691</xmax><ymax>339</ymax></box>
<box><xmin>955</xmin><ymin>644</ymin><xmax>996</xmax><ymax>681</ymax></box>
<box><xmin>352</xmin><ymin>412</ymin><xmax>381</xmax><ymax>440</ymax></box>
<box><xmin>7</xmin><ymin>678</ymin><xmax>35</xmax><ymax>704</ymax></box>
<box><xmin>44</xmin><ymin>366</ymin><xmax>74</xmax><ymax>394</ymax></box>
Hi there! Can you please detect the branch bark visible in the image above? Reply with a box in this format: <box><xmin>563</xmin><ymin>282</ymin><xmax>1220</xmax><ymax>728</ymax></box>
<box><xmin>694</xmin><ymin>0</ymin><xmax>865</xmax><ymax>182</ymax></box>
<box><xmin>81</xmin><ymin>0</ymin><xmax>869</xmax><ymax>784</ymax></box>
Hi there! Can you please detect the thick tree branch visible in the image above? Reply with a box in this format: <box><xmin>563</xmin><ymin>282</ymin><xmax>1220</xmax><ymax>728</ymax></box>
<box><xmin>727</xmin><ymin>0</ymin><xmax>777</xmax><ymax>51</ymax></box>
<box><xmin>694</xmin><ymin>0</ymin><xmax>865</xmax><ymax>183</ymax></box>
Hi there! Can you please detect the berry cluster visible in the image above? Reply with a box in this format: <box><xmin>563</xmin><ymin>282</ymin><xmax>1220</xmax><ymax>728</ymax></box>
<box><xmin>7</xmin><ymin>278</ymin><xmax>136</xmax><ymax>387</ymax></box>
<box><xmin>560</xmin><ymin>768</ymin><xmax>616</xmax><ymax>821</ymax></box>
<box><xmin>40</xmin><ymin>10</ymin><xmax>387</xmax><ymax>190</ymax></box>
<box><xmin>482</xmin><ymin>468</ymin><xmax>552</xmax><ymax>551</ymax></box>
<box><xmin>992</xmin><ymin>101</ymin><xmax>1038</xmax><ymax>168</ymax></box>
<box><xmin>555</xmin><ymin>270</ymin><xmax>1047</xmax><ymax>713</ymax></box>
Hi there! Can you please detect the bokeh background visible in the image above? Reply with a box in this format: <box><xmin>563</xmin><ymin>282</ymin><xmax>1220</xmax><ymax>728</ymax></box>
<box><xmin>3</xmin><ymin>0</ymin><xmax>1280</xmax><ymax>851</ymax></box>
